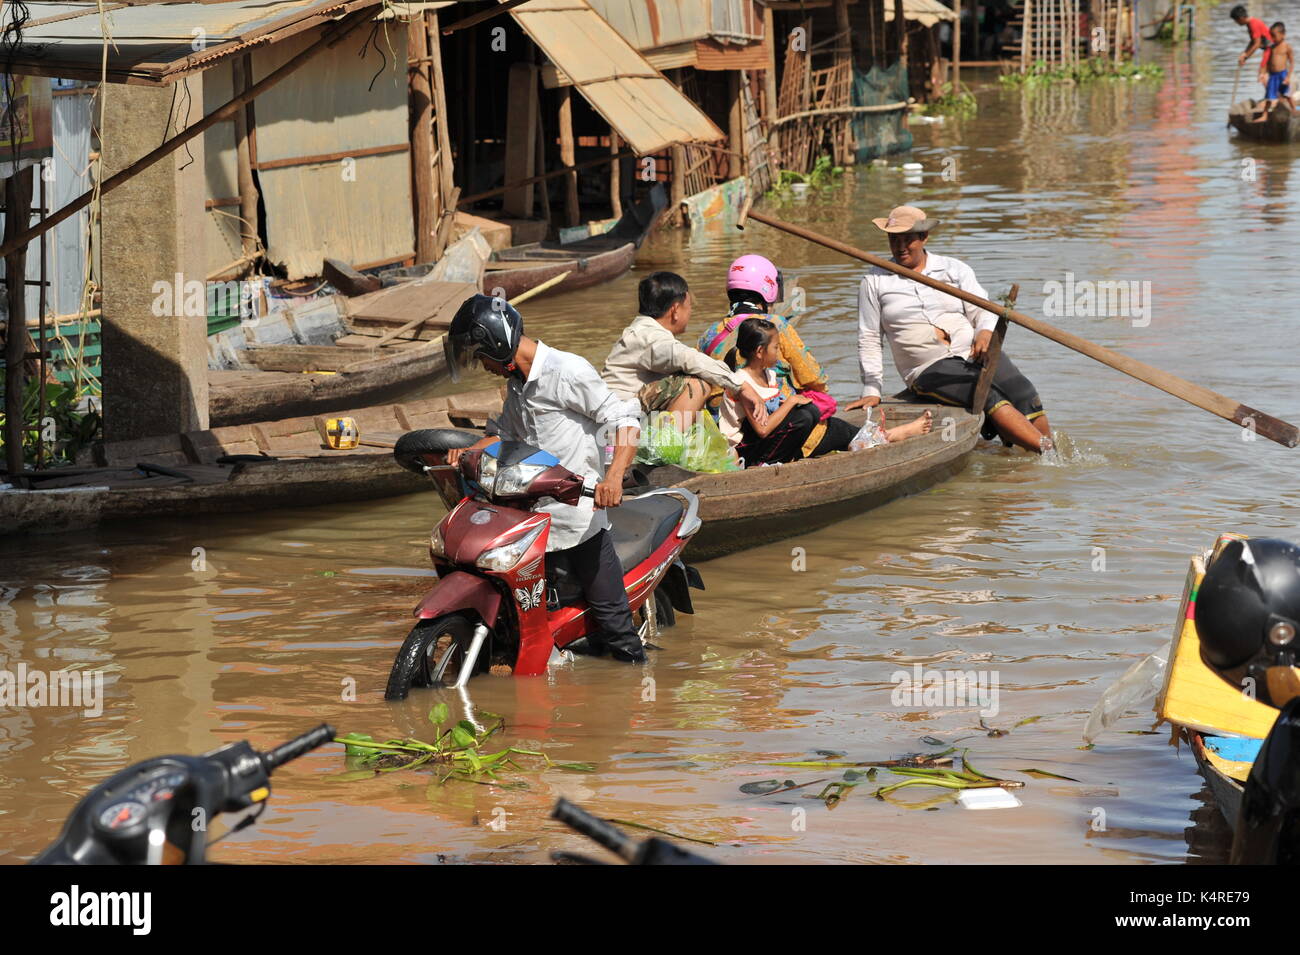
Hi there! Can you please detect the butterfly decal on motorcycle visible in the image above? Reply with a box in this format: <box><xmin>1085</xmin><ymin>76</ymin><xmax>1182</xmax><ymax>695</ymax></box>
<box><xmin>514</xmin><ymin>579</ymin><xmax>546</xmax><ymax>612</ymax></box>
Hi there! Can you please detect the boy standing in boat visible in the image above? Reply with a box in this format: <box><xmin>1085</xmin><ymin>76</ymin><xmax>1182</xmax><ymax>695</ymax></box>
<box><xmin>1255</xmin><ymin>22</ymin><xmax>1294</xmax><ymax>118</ymax></box>
<box><xmin>1233</xmin><ymin>5</ymin><xmax>1274</xmax><ymax>91</ymax></box>
<box><xmin>601</xmin><ymin>271</ymin><xmax>768</xmax><ymax>428</ymax></box>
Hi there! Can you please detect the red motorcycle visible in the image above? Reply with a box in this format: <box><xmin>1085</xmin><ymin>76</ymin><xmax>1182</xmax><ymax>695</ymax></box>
<box><xmin>384</xmin><ymin>429</ymin><xmax>704</xmax><ymax>699</ymax></box>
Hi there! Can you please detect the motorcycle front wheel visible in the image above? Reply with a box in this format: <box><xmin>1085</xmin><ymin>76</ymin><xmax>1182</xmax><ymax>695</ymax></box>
<box><xmin>385</xmin><ymin>613</ymin><xmax>475</xmax><ymax>700</ymax></box>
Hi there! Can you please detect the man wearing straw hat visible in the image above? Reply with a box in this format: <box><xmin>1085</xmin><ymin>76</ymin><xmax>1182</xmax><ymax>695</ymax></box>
<box><xmin>846</xmin><ymin>205</ymin><xmax>1053</xmax><ymax>453</ymax></box>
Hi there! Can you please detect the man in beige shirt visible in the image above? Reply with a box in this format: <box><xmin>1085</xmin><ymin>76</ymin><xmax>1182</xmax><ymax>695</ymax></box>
<box><xmin>602</xmin><ymin>271</ymin><xmax>767</xmax><ymax>426</ymax></box>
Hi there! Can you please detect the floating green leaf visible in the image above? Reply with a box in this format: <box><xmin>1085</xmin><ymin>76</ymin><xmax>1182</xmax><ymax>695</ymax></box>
<box><xmin>1020</xmin><ymin>768</ymin><xmax>1080</xmax><ymax>781</ymax></box>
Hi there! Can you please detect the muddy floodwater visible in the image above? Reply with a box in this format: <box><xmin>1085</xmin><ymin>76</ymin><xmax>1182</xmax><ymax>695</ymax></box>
<box><xmin>3</xmin><ymin>23</ymin><xmax>1298</xmax><ymax>864</ymax></box>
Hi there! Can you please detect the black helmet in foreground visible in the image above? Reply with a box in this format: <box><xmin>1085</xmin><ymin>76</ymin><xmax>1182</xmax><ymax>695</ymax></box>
<box><xmin>445</xmin><ymin>293</ymin><xmax>524</xmax><ymax>382</ymax></box>
<box><xmin>1197</xmin><ymin>537</ymin><xmax>1300</xmax><ymax>706</ymax></box>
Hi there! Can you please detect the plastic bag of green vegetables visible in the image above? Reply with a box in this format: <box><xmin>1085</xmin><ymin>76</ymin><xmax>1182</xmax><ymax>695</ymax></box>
<box><xmin>636</xmin><ymin>411</ymin><xmax>739</xmax><ymax>473</ymax></box>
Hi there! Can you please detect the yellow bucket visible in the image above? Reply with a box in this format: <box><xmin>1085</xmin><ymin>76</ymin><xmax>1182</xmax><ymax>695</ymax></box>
<box><xmin>325</xmin><ymin>417</ymin><xmax>360</xmax><ymax>450</ymax></box>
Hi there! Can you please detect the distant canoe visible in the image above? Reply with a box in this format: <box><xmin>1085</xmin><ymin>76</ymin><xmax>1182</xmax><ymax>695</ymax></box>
<box><xmin>639</xmin><ymin>400</ymin><xmax>982</xmax><ymax>561</ymax></box>
<box><xmin>384</xmin><ymin>183</ymin><xmax>668</xmax><ymax>303</ymax></box>
<box><xmin>1</xmin><ymin>388</ymin><xmax>503</xmax><ymax>536</ymax></box>
<box><xmin>486</xmin><ymin>236</ymin><xmax>638</xmax><ymax>301</ymax></box>
<box><xmin>1228</xmin><ymin>98</ymin><xmax>1300</xmax><ymax>142</ymax></box>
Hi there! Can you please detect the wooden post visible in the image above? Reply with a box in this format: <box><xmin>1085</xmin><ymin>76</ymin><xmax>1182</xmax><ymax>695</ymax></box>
<box><xmin>953</xmin><ymin>0</ymin><xmax>961</xmax><ymax>91</ymax></box>
<box><xmin>503</xmin><ymin>62</ymin><xmax>539</xmax><ymax>219</ymax></box>
<box><xmin>427</xmin><ymin>13</ymin><xmax>455</xmax><ymax>258</ymax></box>
<box><xmin>728</xmin><ymin>71</ymin><xmax>745</xmax><ymax>180</ymax></box>
<box><xmin>459</xmin><ymin>27</ymin><xmax>476</xmax><ymax>194</ymax></box>
<box><xmin>231</xmin><ymin>55</ymin><xmax>261</xmax><ymax>262</ymax></box>
<box><xmin>1021</xmin><ymin>0</ymin><xmax>1031</xmax><ymax>69</ymax></box>
<box><xmin>3</xmin><ymin>166</ymin><xmax>34</xmax><ymax>475</ymax></box>
<box><xmin>762</xmin><ymin>2</ymin><xmax>779</xmax><ymax>163</ymax></box>
<box><xmin>408</xmin><ymin>14</ymin><xmax>437</xmax><ymax>262</ymax></box>
<box><xmin>36</xmin><ymin>172</ymin><xmax>48</xmax><ymax>471</ymax></box>
<box><xmin>762</xmin><ymin>4</ymin><xmax>779</xmax><ymax>120</ymax></box>
<box><xmin>557</xmin><ymin>86</ymin><xmax>580</xmax><ymax>227</ymax></box>
<box><xmin>535</xmin><ymin>103</ymin><xmax>551</xmax><ymax>227</ymax></box>
<box><xmin>835</xmin><ymin>0</ymin><xmax>853</xmax><ymax>63</ymax></box>
<box><xmin>670</xmin><ymin>143</ymin><xmax>687</xmax><ymax>226</ymax></box>
<box><xmin>609</xmin><ymin>130</ymin><xmax>622</xmax><ymax>218</ymax></box>
<box><xmin>834</xmin><ymin>0</ymin><xmax>855</xmax><ymax>159</ymax></box>
<box><xmin>894</xmin><ymin>0</ymin><xmax>908</xmax><ymax>74</ymax></box>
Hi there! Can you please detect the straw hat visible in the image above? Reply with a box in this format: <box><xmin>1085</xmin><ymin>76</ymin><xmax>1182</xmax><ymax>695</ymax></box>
<box><xmin>872</xmin><ymin>205</ymin><xmax>939</xmax><ymax>234</ymax></box>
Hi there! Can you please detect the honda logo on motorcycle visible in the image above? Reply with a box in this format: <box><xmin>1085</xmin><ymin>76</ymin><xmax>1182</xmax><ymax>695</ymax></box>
<box><xmin>514</xmin><ymin>579</ymin><xmax>545</xmax><ymax>611</ymax></box>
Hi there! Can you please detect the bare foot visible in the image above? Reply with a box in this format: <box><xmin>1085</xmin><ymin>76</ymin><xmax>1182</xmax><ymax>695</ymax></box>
<box><xmin>886</xmin><ymin>409</ymin><xmax>933</xmax><ymax>442</ymax></box>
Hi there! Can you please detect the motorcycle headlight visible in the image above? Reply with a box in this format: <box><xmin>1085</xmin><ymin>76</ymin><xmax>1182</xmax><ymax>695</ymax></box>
<box><xmin>477</xmin><ymin>522</ymin><xmax>546</xmax><ymax>572</ymax></box>
<box><xmin>493</xmin><ymin>462</ymin><xmax>548</xmax><ymax>497</ymax></box>
<box><xmin>475</xmin><ymin>451</ymin><xmax>498</xmax><ymax>492</ymax></box>
<box><xmin>430</xmin><ymin>522</ymin><xmax>448</xmax><ymax>558</ymax></box>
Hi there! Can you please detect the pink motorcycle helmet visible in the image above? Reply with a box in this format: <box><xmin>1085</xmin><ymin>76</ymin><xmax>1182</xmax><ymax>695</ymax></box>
<box><xmin>727</xmin><ymin>254</ymin><xmax>784</xmax><ymax>305</ymax></box>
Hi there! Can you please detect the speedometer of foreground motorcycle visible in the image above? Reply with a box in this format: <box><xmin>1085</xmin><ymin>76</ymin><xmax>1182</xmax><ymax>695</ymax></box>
<box><xmin>94</xmin><ymin>769</ymin><xmax>188</xmax><ymax>835</ymax></box>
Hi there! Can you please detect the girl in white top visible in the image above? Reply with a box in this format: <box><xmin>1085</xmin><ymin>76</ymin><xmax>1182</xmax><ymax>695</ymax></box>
<box><xmin>720</xmin><ymin>318</ymin><xmax>932</xmax><ymax>467</ymax></box>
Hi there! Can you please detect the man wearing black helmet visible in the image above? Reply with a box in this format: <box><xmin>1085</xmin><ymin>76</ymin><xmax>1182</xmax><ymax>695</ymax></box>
<box><xmin>443</xmin><ymin>293</ymin><xmax>648</xmax><ymax>662</ymax></box>
<box><xmin>1196</xmin><ymin>537</ymin><xmax>1300</xmax><ymax>706</ymax></box>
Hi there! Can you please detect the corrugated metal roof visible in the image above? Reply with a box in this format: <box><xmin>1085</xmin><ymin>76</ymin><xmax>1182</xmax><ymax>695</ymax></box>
<box><xmin>8</xmin><ymin>0</ymin><xmax>456</xmax><ymax>84</ymax></box>
<box><xmin>585</xmin><ymin>0</ymin><xmax>709</xmax><ymax>49</ymax></box>
<box><xmin>883</xmin><ymin>0</ymin><xmax>957</xmax><ymax>26</ymax></box>
<box><xmin>509</xmin><ymin>0</ymin><xmax>724</xmax><ymax>153</ymax></box>
<box><xmin>708</xmin><ymin>0</ymin><xmax>762</xmax><ymax>44</ymax></box>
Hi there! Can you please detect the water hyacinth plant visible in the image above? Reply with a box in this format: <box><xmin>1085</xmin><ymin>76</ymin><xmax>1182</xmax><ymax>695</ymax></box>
<box><xmin>336</xmin><ymin>703</ymin><xmax>595</xmax><ymax>788</ymax></box>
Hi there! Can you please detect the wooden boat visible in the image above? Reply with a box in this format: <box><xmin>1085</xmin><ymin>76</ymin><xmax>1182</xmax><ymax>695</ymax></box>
<box><xmin>639</xmin><ymin>400</ymin><xmax>981</xmax><ymax>560</ymax></box>
<box><xmin>1228</xmin><ymin>97</ymin><xmax>1300</xmax><ymax>143</ymax></box>
<box><xmin>484</xmin><ymin>233</ymin><xmax>639</xmax><ymax>301</ymax></box>
<box><xmin>0</xmin><ymin>388</ymin><xmax>503</xmax><ymax>536</ymax></box>
<box><xmin>1189</xmin><ymin>731</ymin><xmax>1249</xmax><ymax>827</ymax></box>
<box><xmin>380</xmin><ymin>184</ymin><xmax>668</xmax><ymax>303</ymax></box>
<box><xmin>1155</xmin><ymin>534</ymin><xmax>1278</xmax><ymax>830</ymax></box>
<box><xmin>208</xmin><ymin>280</ymin><xmax>476</xmax><ymax>427</ymax></box>
<box><xmin>381</xmin><ymin>394</ymin><xmax>978</xmax><ymax>561</ymax></box>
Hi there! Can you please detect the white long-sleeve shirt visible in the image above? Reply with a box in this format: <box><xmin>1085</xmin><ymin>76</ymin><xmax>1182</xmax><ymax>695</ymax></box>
<box><xmin>602</xmin><ymin>314</ymin><xmax>748</xmax><ymax>401</ymax></box>
<box><xmin>488</xmin><ymin>341</ymin><xmax>641</xmax><ymax>551</ymax></box>
<box><xmin>857</xmin><ymin>253</ymin><xmax>998</xmax><ymax>399</ymax></box>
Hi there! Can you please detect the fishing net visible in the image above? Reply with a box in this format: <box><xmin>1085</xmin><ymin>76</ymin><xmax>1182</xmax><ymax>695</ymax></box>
<box><xmin>852</xmin><ymin>62</ymin><xmax>913</xmax><ymax>163</ymax></box>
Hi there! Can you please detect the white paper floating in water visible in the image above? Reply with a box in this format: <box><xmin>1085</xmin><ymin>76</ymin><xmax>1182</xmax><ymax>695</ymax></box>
<box><xmin>958</xmin><ymin>787</ymin><xmax>1022</xmax><ymax>810</ymax></box>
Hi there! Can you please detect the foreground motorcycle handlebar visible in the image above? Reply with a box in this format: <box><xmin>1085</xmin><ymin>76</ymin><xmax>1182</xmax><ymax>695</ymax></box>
<box><xmin>32</xmin><ymin>723</ymin><xmax>335</xmax><ymax>865</ymax></box>
<box><xmin>551</xmin><ymin>798</ymin><xmax>719</xmax><ymax>865</ymax></box>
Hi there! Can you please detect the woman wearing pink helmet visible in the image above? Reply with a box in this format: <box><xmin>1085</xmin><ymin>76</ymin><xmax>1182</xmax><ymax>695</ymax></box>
<box><xmin>697</xmin><ymin>254</ymin><xmax>830</xmax><ymax>404</ymax></box>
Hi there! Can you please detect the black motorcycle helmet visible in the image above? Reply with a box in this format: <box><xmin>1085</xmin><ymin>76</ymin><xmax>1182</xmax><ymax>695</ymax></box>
<box><xmin>1196</xmin><ymin>537</ymin><xmax>1300</xmax><ymax>706</ymax></box>
<box><xmin>445</xmin><ymin>293</ymin><xmax>524</xmax><ymax>382</ymax></box>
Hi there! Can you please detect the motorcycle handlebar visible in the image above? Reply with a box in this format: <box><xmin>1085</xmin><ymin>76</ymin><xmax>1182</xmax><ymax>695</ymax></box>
<box><xmin>262</xmin><ymin>723</ymin><xmax>336</xmax><ymax>773</ymax></box>
<box><xmin>551</xmin><ymin>798</ymin><xmax>636</xmax><ymax>862</ymax></box>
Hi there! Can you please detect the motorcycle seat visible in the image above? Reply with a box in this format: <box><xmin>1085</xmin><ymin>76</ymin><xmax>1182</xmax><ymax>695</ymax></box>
<box><xmin>544</xmin><ymin>493</ymin><xmax>686</xmax><ymax>608</ymax></box>
<box><xmin>608</xmin><ymin>493</ymin><xmax>685</xmax><ymax>572</ymax></box>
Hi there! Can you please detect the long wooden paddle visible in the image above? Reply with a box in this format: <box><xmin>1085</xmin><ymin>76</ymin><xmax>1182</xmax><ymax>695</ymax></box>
<box><xmin>1229</xmin><ymin>63</ymin><xmax>1242</xmax><ymax>125</ymax></box>
<box><xmin>970</xmin><ymin>283</ymin><xmax>1017</xmax><ymax>414</ymax></box>
<box><xmin>736</xmin><ymin>199</ymin><xmax>1298</xmax><ymax>448</ymax></box>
